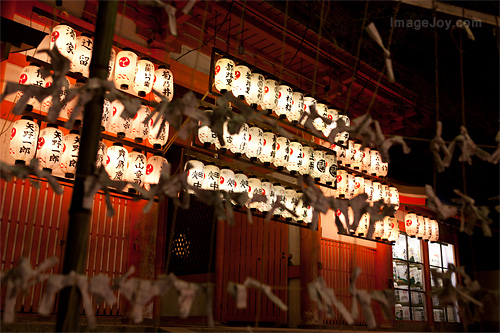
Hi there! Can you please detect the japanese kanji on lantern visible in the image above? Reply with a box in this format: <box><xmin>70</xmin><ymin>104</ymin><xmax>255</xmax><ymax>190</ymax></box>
<box><xmin>381</xmin><ymin>216</ymin><xmax>392</xmax><ymax>240</ymax></box>
<box><xmin>404</xmin><ymin>213</ymin><xmax>418</xmax><ymax>237</ymax></box>
<box><xmin>105</xmin><ymin>142</ymin><xmax>128</xmax><ymax>181</ymax></box>
<box><xmin>352</xmin><ymin>143</ymin><xmax>363</xmax><ymax>170</ymax></box>
<box><xmin>273</xmin><ymin>183</ymin><xmax>286</xmax><ymax>216</ymax></box>
<box><xmin>344</xmin><ymin>140</ymin><xmax>356</xmax><ymax>168</ymax></box>
<box><xmin>125</xmin><ymin>148</ymin><xmax>147</xmax><ymax>192</ymax></box>
<box><xmin>335</xmin><ymin>114</ymin><xmax>350</xmax><ymax>144</ymax></box>
<box><xmin>145</xmin><ymin>154</ymin><xmax>167</xmax><ymax>186</ymax></box>
<box><xmin>198</xmin><ymin>109</ymin><xmax>217</xmax><ymax>147</ymax></box>
<box><xmin>259</xmin><ymin>131</ymin><xmax>276</xmax><ymax>166</ymax></box>
<box><xmin>57</xmin><ymin>77</ymin><xmax>71</xmax><ymax>118</ymax></box>
<box><xmin>429</xmin><ymin>219</ymin><xmax>439</xmax><ymax>242</ymax></box>
<box><xmin>382</xmin><ymin>184</ymin><xmax>390</xmax><ymax>204</ymax></box>
<box><xmin>273</xmin><ymin>136</ymin><xmax>290</xmax><ymax>170</ymax></box>
<box><xmin>71</xmin><ymin>33</ymin><xmax>93</xmax><ymax>77</ymax></box>
<box><xmin>219</xmin><ymin>167</ymin><xmax>235</xmax><ymax>193</ymax></box>
<box><xmin>322</xmin><ymin>153</ymin><xmax>337</xmax><ymax>185</ymax></box>
<box><xmin>41</xmin><ymin>75</ymin><xmax>54</xmax><ymax>114</ymax></box>
<box><xmin>17</xmin><ymin>63</ymin><xmax>45</xmax><ymax>111</ymax></box>
<box><xmin>231</xmin><ymin>64</ymin><xmax>251</xmax><ymax>99</ymax></box>
<box><xmin>246</xmin><ymin>176</ymin><xmax>262</xmax><ymax>210</ymax></box>
<box><xmin>233</xmin><ymin>172</ymin><xmax>249</xmax><ymax>195</ymax></box>
<box><xmin>106</xmin><ymin>99</ymin><xmax>131</xmax><ymax>138</ymax></box>
<box><xmin>286</xmin><ymin>141</ymin><xmax>303</xmax><ymax>174</ymax></box>
<box><xmin>416</xmin><ymin>215</ymin><xmax>425</xmax><ymax>239</ymax></box>
<box><xmin>49</xmin><ymin>24</ymin><xmax>76</xmax><ymax>61</ymax></box>
<box><xmin>311</xmin><ymin>149</ymin><xmax>326</xmax><ymax>181</ymax></box>
<box><xmin>96</xmin><ymin>141</ymin><xmax>107</xmax><ymax>169</ymax></box>
<box><xmin>388</xmin><ymin>217</ymin><xmax>400</xmax><ymax>242</ymax></box>
<box><xmin>245</xmin><ymin>126</ymin><xmax>263</xmax><ymax>161</ymax></box>
<box><xmin>313</xmin><ymin>103</ymin><xmax>328</xmax><ymax>132</ymax></box>
<box><xmin>114</xmin><ymin>49</ymin><xmax>138</xmax><ymax>90</ymax></box>
<box><xmin>299</xmin><ymin>146</ymin><xmax>314</xmax><ymax>176</ymax></box>
<box><xmin>185</xmin><ymin>160</ymin><xmax>205</xmax><ymax>192</ymax></box>
<box><xmin>288</xmin><ymin>91</ymin><xmax>304</xmax><ymax>123</ymax></box>
<box><xmin>260</xmin><ymin>79</ymin><xmax>279</xmax><ymax>113</ymax></box>
<box><xmin>274</xmin><ymin>85</ymin><xmax>292</xmax><ymax>119</ymax></box>
<box><xmin>372</xmin><ymin>181</ymin><xmax>383</xmax><ymax>202</ymax></box>
<box><xmin>214</xmin><ymin>58</ymin><xmax>235</xmax><ymax>94</ymax></box>
<box><xmin>361</xmin><ymin>147</ymin><xmax>371</xmax><ymax>173</ymax></box>
<box><xmin>134</xmin><ymin>58</ymin><xmax>155</xmax><ymax>97</ymax></box>
<box><xmin>148</xmin><ymin>115</ymin><xmax>169</xmax><ymax>149</ymax></box>
<box><xmin>36</xmin><ymin>123</ymin><xmax>63</xmax><ymax>172</ymax></box>
<box><xmin>364</xmin><ymin>178</ymin><xmax>373</xmax><ymax>201</ymax></box>
<box><xmin>229</xmin><ymin>123</ymin><xmax>249</xmax><ymax>156</ymax></box>
<box><xmin>259</xmin><ymin>181</ymin><xmax>275</xmax><ymax>212</ymax></box>
<box><xmin>63</xmin><ymin>80</ymin><xmax>86</xmax><ymax>121</ymax></box>
<box><xmin>373</xmin><ymin>220</ymin><xmax>384</xmax><ymax>239</ymax></box>
<box><xmin>323</xmin><ymin>108</ymin><xmax>338</xmax><ymax>137</ymax></box>
<box><xmin>389</xmin><ymin>186</ymin><xmax>400</xmax><ymax>210</ymax></box>
<box><xmin>60</xmin><ymin>129</ymin><xmax>80</xmax><ymax>178</ymax></box>
<box><xmin>201</xmin><ymin>163</ymin><xmax>220</xmax><ymax>191</ymax></box>
<box><xmin>152</xmin><ymin>65</ymin><xmax>174</xmax><ymax>102</ymax></box>
<box><xmin>423</xmin><ymin>216</ymin><xmax>432</xmax><ymax>241</ymax></box>
<box><xmin>214</xmin><ymin>120</ymin><xmax>232</xmax><ymax>151</ymax></box>
<box><xmin>127</xmin><ymin>105</ymin><xmax>150</xmax><ymax>143</ymax></box>
<box><xmin>346</xmin><ymin>173</ymin><xmax>356</xmax><ymax>199</ymax></box>
<box><xmin>354</xmin><ymin>176</ymin><xmax>364</xmax><ymax>196</ymax></box>
<box><xmin>355</xmin><ymin>212</ymin><xmax>370</xmax><ymax>236</ymax></box>
<box><xmin>283</xmin><ymin>187</ymin><xmax>297</xmax><ymax>219</ymax></box>
<box><xmin>302</xmin><ymin>96</ymin><xmax>316</xmax><ymax>126</ymax></box>
<box><xmin>10</xmin><ymin>116</ymin><xmax>39</xmax><ymax>165</ymax></box>
<box><xmin>293</xmin><ymin>192</ymin><xmax>305</xmax><ymax>222</ymax></box>
<box><xmin>107</xmin><ymin>48</ymin><xmax>116</xmax><ymax>80</ymax></box>
<box><xmin>245</xmin><ymin>73</ymin><xmax>264</xmax><ymax>108</ymax></box>
<box><xmin>369</xmin><ymin>149</ymin><xmax>382</xmax><ymax>176</ymax></box>
<box><xmin>101</xmin><ymin>98</ymin><xmax>112</xmax><ymax>131</ymax></box>
<box><xmin>336</xmin><ymin>170</ymin><xmax>348</xmax><ymax>197</ymax></box>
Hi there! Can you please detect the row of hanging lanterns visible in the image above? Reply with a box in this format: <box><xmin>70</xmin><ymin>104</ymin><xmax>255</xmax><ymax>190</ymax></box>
<box><xmin>403</xmin><ymin>213</ymin><xmax>440</xmax><ymax>242</ymax></box>
<box><xmin>332</xmin><ymin>140</ymin><xmax>388</xmax><ymax>177</ymax></box>
<box><xmin>213</xmin><ymin>58</ymin><xmax>350</xmax><ymax>143</ymax></box>
<box><xmin>184</xmin><ymin>160</ymin><xmax>314</xmax><ymax>223</ymax></box>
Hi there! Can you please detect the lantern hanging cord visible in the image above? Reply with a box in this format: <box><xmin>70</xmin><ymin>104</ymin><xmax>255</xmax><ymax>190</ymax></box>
<box><xmin>189</xmin><ymin>0</ymin><xmax>210</xmax><ymax>91</ymax></box>
<box><xmin>278</xmin><ymin>0</ymin><xmax>289</xmax><ymax>83</ymax></box>
<box><xmin>312</xmin><ymin>0</ymin><xmax>328</xmax><ymax>98</ymax></box>
<box><xmin>433</xmin><ymin>1</ymin><xmax>440</xmax><ymax>190</ymax></box>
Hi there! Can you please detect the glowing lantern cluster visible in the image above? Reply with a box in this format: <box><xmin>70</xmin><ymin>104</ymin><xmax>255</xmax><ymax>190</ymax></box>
<box><xmin>36</xmin><ymin>124</ymin><xmax>63</xmax><ymax>172</ymax></box>
<box><xmin>275</xmin><ymin>85</ymin><xmax>293</xmax><ymax>119</ymax></box>
<box><xmin>232</xmin><ymin>65</ymin><xmax>251</xmax><ymax>99</ymax></box>
<box><xmin>247</xmin><ymin>176</ymin><xmax>262</xmax><ymax>210</ymax></box>
<box><xmin>219</xmin><ymin>167</ymin><xmax>236</xmax><ymax>193</ymax></box>
<box><xmin>260</xmin><ymin>79</ymin><xmax>279</xmax><ymax>112</ymax></box>
<box><xmin>259</xmin><ymin>132</ymin><xmax>276</xmax><ymax>165</ymax></box>
<box><xmin>273</xmin><ymin>136</ymin><xmax>290</xmax><ymax>170</ymax></box>
<box><xmin>145</xmin><ymin>154</ymin><xmax>167</xmax><ymax>187</ymax></box>
<box><xmin>214</xmin><ymin>58</ymin><xmax>235</xmax><ymax>93</ymax></box>
<box><xmin>10</xmin><ymin>116</ymin><xmax>39</xmax><ymax>165</ymax></box>
<box><xmin>125</xmin><ymin>149</ymin><xmax>147</xmax><ymax>192</ymax></box>
<box><xmin>185</xmin><ymin>160</ymin><xmax>205</xmax><ymax>192</ymax></box>
<box><xmin>127</xmin><ymin>105</ymin><xmax>150</xmax><ymax>143</ymax></box>
<box><xmin>201</xmin><ymin>164</ymin><xmax>220</xmax><ymax>191</ymax></box>
<box><xmin>134</xmin><ymin>58</ymin><xmax>155</xmax><ymax>97</ymax></box>
<box><xmin>286</xmin><ymin>142</ymin><xmax>303</xmax><ymax>174</ymax></box>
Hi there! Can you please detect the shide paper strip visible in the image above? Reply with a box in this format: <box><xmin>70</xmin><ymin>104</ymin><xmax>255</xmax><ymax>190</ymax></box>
<box><xmin>425</xmin><ymin>185</ymin><xmax>458</xmax><ymax>220</ymax></box>
<box><xmin>244</xmin><ymin>277</ymin><xmax>288</xmax><ymax>311</ymax></box>
<box><xmin>349</xmin><ymin>267</ymin><xmax>376</xmax><ymax>329</ymax></box>
<box><xmin>430</xmin><ymin>121</ymin><xmax>452</xmax><ymax>172</ymax></box>
<box><xmin>0</xmin><ymin>159</ymin><xmax>63</xmax><ymax>195</ymax></box>
<box><xmin>452</xmin><ymin>189</ymin><xmax>493</xmax><ymax>237</ymax></box>
<box><xmin>227</xmin><ymin>282</ymin><xmax>248</xmax><ymax>309</ymax></box>
<box><xmin>365</xmin><ymin>22</ymin><xmax>395</xmax><ymax>83</ymax></box>
<box><xmin>444</xmin><ymin>126</ymin><xmax>491</xmax><ymax>166</ymax></box>
<box><xmin>83</xmin><ymin>167</ymin><xmax>128</xmax><ymax>217</ymax></box>
<box><xmin>308</xmin><ymin>276</ymin><xmax>353</xmax><ymax>323</ymax></box>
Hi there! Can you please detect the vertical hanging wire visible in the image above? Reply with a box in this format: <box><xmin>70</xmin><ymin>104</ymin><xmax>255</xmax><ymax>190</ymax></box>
<box><xmin>433</xmin><ymin>2</ymin><xmax>440</xmax><ymax>191</ymax></box>
<box><xmin>278</xmin><ymin>0</ymin><xmax>289</xmax><ymax>83</ymax></box>
<box><xmin>311</xmin><ymin>0</ymin><xmax>328</xmax><ymax>98</ymax></box>
<box><xmin>459</xmin><ymin>30</ymin><xmax>467</xmax><ymax>195</ymax></box>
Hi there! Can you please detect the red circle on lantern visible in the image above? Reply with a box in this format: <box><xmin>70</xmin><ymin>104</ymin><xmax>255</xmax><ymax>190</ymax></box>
<box><xmin>118</xmin><ymin>57</ymin><xmax>130</xmax><ymax>67</ymax></box>
<box><xmin>391</xmin><ymin>222</ymin><xmax>394</xmax><ymax>229</ymax></box>
<box><xmin>10</xmin><ymin>128</ymin><xmax>16</xmax><ymax>140</ymax></box>
<box><xmin>46</xmin><ymin>81</ymin><xmax>52</xmax><ymax>88</ymax></box>
<box><xmin>328</xmin><ymin>115</ymin><xmax>333</xmax><ymax>119</ymax></box>
<box><xmin>113</xmin><ymin>106</ymin><xmax>117</xmax><ymax>116</ymax></box>
<box><xmin>214</xmin><ymin>65</ymin><xmax>220</xmax><ymax>75</ymax></box>
<box><xmin>336</xmin><ymin>209</ymin><xmax>341</xmax><ymax>216</ymax></box>
<box><xmin>290</xmin><ymin>148</ymin><xmax>293</xmax><ymax>155</ymax></box>
<box><xmin>62</xmin><ymin>143</ymin><xmax>66</xmax><ymax>153</ymax></box>
<box><xmin>264</xmin><ymin>86</ymin><xmax>269</xmax><ymax>94</ymax></box>
<box><xmin>37</xmin><ymin>137</ymin><xmax>45</xmax><ymax>149</ymax></box>
<box><xmin>51</xmin><ymin>31</ymin><xmax>60</xmax><ymax>42</ymax></box>
<box><xmin>220</xmin><ymin>177</ymin><xmax>224</xmax><ymax>184</ymax></box>
<box><xmin>406</xmin><ymin>219</ymin><xmax>412</xmax><ymax>226</ymax></box>
<box><xmin>248</xmin><ymin>134</ymin><xmax>252</xmax><ymax>141</ymax></box>
<box><xmin>235</xmin><ymin>71</ymin><xmax>241</xmax><ymax>79</ymax></box>
<box><xmin>234</xmin><ymin>181</ymin><xmax>237</xmax><ymax>188</ymax></box>
<box><xmin>262</xmin><ymin>189</ymin><xmax>266</xmax><ymax>195</ymax></box>
<box><xmin>355</xmin><ymin>182</ymin><xmax>360</xmax><ymax>189</ymax></box>
<box><xmin>146</xmin><ymin>164</ymin><xmax>153</xmax><ymax>175</ymax></box>
<box><xmin>278</xmin><ymin>92</ymin><xmax>281</xmax><ymax>99</ymax></box>
<box><xmin>263</xmin><ymin>139</ymin><xmax>266</xmax><ymax>146</ymax></box>
<box><xmin>19</xmin><ymin>74</ymin><xmax>28</xmax><ymax>84</ymax></box>
<box><xmin>248</xmin><ymin>186</ymin><xmax>251</xmax><ymax>192</ymax></box>
<box><xmin>106</xmin><ymin>155</ymin><xmax>110</xmax><ymax>165</ymax></box>
<box><xmin>277</xmin><ymin>143</ymin><xmax>280</xmax><ymax>150</ymax></box>
<box><xmin>337</xmin><ymin>175</ymin><xmax>342</xmax><ymax>182</ymax></box>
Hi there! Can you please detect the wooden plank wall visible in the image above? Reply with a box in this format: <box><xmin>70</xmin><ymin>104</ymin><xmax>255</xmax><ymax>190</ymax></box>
<box><xmin>320</xmin><ymin>238</ymin><xmax>377</xmax><ymax>326</ymax></box>
<box><xmin>0</xmin><ymin>177</ymin><xmax>132</xmax><ymax>316</ymax></box>
<box><xmin>220</xmin><ymin>212</ymin><xmax>288</xmax><ymax>324</ymax></box>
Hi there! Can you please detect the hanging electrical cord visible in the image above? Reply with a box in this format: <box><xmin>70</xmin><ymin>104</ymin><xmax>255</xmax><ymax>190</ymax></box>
<box><xmin>277</xmin><ymin>0</ymin><xmax>289</xmax><ymax>83</ymax></box>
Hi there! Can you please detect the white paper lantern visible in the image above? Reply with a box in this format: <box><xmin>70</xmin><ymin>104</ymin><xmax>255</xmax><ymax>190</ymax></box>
<box><xmin>259</xmin><ymin>181</ymin><xmax>275</xmax><ymax>212</ymax></box>
<box><xmin>423</xmin><ymin>217</ymin><xmax>432</xmax><ymax>241</ymax></box>
<box><xmin>274</xmin><ymin>85</ymin><xmax>292</xmax><ymax>119</ymax></box>
<box><xmin>229</xmin><ymin>123</ymin><xmax>249</xmax><ymax>156</ymax></box>
<box><xmin>404</xmin><ymin>213</ymin><xmax>418</xmax><ymax>237</ymax></box>
<box><xmin>106</xmin><ymin>99</ymin><xmax>131</xmax><ymax>138</ymax></box>
<box><xmin>416</xmin><ymin>215</ymin><xmax>425</xmax><ymax>239</ymax></box>
<box><xmin>245</xmin><ymin>73</ymin><xmax>264</xmax><ymax>107</ymax></box>
<box><xmin>16</xmin><ymin>63</ymin><xmax>45</xmax><ymax>111</ymax></box>
<box><xmin>152</xmin><ymin>66</ymin><xmax>174</xmax><ymax>102</ymax></box>
<box><xmin>273</xmin><ymin>184</ymin><xmax>286</xmax><ymax>216</ymax></box>
<box><xmin>214</xmin><ymin>58</ymin><xmax>235</xmax><ymax>93</ymax></box>
<box><xmin>283</xmin><ymin>188</ymin><xmax>298</xmax><ymax>219</ymax></box>
<box><xmin>125</xmin><ymin>149</ymin><xmax>147</xmax><ymax>190</ymax></box>
<box><xmin>352</xmin><ymin>143</ymin><xmax>363</xmax><ymax>170</ymax></box>
<box><xmin>9</xmin><ymin>116</ymin><xmax>39</xmax><ymax>165</ymax></box>
<box><xmin>381</xmin><ymin>216</ymin><xmax>392</xmax><ymax>240</ymax></box>
<box><xmin>304</xmin><ymin>205</ymin><xmax>314</xmax><ymax>224</ymax></box>
<box><xmin>148</xmin><ymin>114</ymin><xmax>169</xmax><ymax>148</ymax></box>
<box><xmin>60</xmin><ymin>130</ymin><xmax>80</xmax><ymax>178</ymax></box>
<box><xmin>214</xmin><ymin>120</ymin><xmax>232</xmax><ymax>151</ymax></box>
<box><xmin>198</xmin><ymin>109</ymin><xmax>217</xmax><ymax>147</ymax></box>
<box><xmin>369</xmin><ymin>149</ymin><xmax>382</xmax><ymax>176</ymax></box>
<box><xmin>361</xmin><ymin>147</ymin><xmax>371</xmax><ymax>173</ymax></box>
<box><xmin>355</xmin><ymin>212</ymin><xmax>370</xmax><ymax>236</ymax></box>
<box><xmin>247</xmin><ymin>177</ymin><xmax>262</xmax><ymax>210</ymax></box>
<box><xmin>57</xmin><ymin>77</ymin><xmax>71</xmax><ymax>119</ymax></box>
<box><xmin>429</xmin><ymin>219</ymin><xmax>440</xmax><ymax>242</ymax></box>
<box><xmin>336</xmin><ymin>145</ymin><xmax>347</xmax><ymax>166</ymax></box>
<box><xmin>288</xmin><ymin>92</ymin><xmax>304</xmax><ymax>123</ymax></box>
<box><xmin>346</xmin><ymin>173</ymin><xmax>356</xmax><ymax>199</ymax></box>
<box><xmin>299</xmin><ymin>146</ymin><xmax>315</xmax><ymax>176</ymax></box>
<box><xmin>335</xmin><ymin>209</ymin><xmax>348</xmax><ymax>232</ymax></box>
<box><xmin>96</xmin><ymin>141</ymin><xmax>107</xmax><ymax>169</ymax></box>
<box><xmin>219</xmin><ymin>167</ymin><xmax>235</xmax><ymax>193</ymax></box>
<box><xmin>104</xmin><ymin>142</ymin><xmax>127</xmax><ymax>181</ymax></box>
<box><xmin>301</xmin><ymin>97</ymin><xmax>317</xmax><ymax>125</ymax></box>
<box><xmin>234</xmin><ymin>173</ymin><xmax>249</xmax><ymax>194</ymax></box>
<box><xmin>127</xmin><ymin>105</ymin><xmax>150</xmax><ymax>143</ymax></box>
<box><xmin>373</xmin><ymin>220</ymin><xmax>384</xmax><ymax>239</ymax></box>
<box><xmin>259</xmin><ymin>132</ymin><xmax>277</xmax><ymax>165</ymax></box>
<box><xmin>287</xmin><ymin>142</ymin><xmax>303</xmax><ymax>174</ymax></box>
<box><xmin>293</xmin><ymin>193</ymin><xmax>306</xmax><ymax>222</ymax></box>
<box><xmin>114</xmin><ymin>49</ymin><xmax>138</xmax><ymax>90</ymax></box>
<box><xmin>388</xmin><ymin>217</ymin><xmax>400</xmax><ymax>242</ymax></box>
<box><xmin>382</xmin><ymin>184</ymin><xmax>390</xmax><ymax>204</ymax></box>
<box><xmin>380</xmin><ymin>162</ymin><xmax>389</xmax><ymax>177</ymax></box>
<box><xmin>145</xmin><ymin>155</ymin><xmax>167</xmax><ymax>186</ymax></box>
<box><xmin>36</xmin><ymin>124</ymin><xmax>63</xmax><ymax>172</ymax></box>
<box><xmin>231</xmin><ymin>65</ymin><xmax>251</xmax><ymax>99</ymax></box>
<box><xmin>322</xmin><ymin>153</ymin><xmax>337</xmax><ymax>185</ymax></box>
<box><xmin>344</xmin><ymin>140</ymin><xmax>356</xmax><ymax>168</ymax></box>
<box><xmin>70</xmin><ymin>34</ymin><xmax>93</xmax><ymax>77</ymax></box>
<box><xmin>107</xmin><ymin>48</ymin><xmax>116</xmax><ymax>80</ymax></box>
<box><xmin>313</xmin><ymin>103</ymin><xmax>328</xmax><ymax>132</ymax></box>
<box><xmin>364</xmin><ymin>178</ymin><xmax>373</xmax><ymax>201</ymax></box>
<box><xmin>389</xmin><ymin>186</ymin><xmax>400</xmax><ymax>210</ymax></box>
<box><xmin>335</xmin><ymin>115</ymin><xmax>350</xmax><ymax>144</ymax></box>
<box><xmin>311</xmin><ymin>149</ymin><xmax>326</xmax><ymax>181</ymax></box>
<box><xmin>372</xmin><ymin>182</ymin><xmax>383</xmax><ymax>202</ymax></box>
<box><xmin>101</xmin><ymin>98</ymin><xmax>112</xmax><ymax>131</ymax></box>
<box><xmin>245</xmin><ymin>126</ymin><xmax>263</xmax><ymax>161</ymax></box>
<box><xmin>201</xmin><ymin>164</ymin><xmax>220</xmax><ymax>191</ymax></box>
<box><xmin>63</xmin><ymin>80</ymin><xmax>86</xmax><ymax>121</ymax></box>
<box><xmin>133</xmin><ymin>58</ymin><xmax>155</xmax><ymax>97</ymax></box>
<box><xmin>260</xmin><ymin>79</ymin><xmax>279</xmax><ymax>112</ymax></box>
<box><xmin>185</xmin><ymin>160</ymin><xmax>205</xmax><ymax>191</ymax></box>
<box><xmin>49</xmin><ymin>24</ymin><xmax>76</xmax><ymax>61</ymax></box>
<box><xmin>273</xmin><ymin>136</ymin><xmax>290</xmax><ymax>169</ymax></box>
<box><xmin>336</xmin><ymin>170</ymin><xmax>348</xmax><ymax>197</ymax></box>
<box><xmin>323</xmin><ymin>108</ymin><xmax>339</xmax><ymax>138</ymax></box>
<box><xmin>354</xmin><ymin>176</ymin><xmax>365</xmax><ymax>197</ymax></box>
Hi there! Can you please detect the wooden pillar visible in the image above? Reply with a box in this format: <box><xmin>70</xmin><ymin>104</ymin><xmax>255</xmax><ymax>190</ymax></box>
<box><xmin>213</xmin><ymin>219</ymin><xmax>226</xmax><ymax>323</ymax></box>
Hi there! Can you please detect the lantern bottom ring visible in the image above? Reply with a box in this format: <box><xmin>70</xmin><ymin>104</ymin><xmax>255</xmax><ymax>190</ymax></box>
<box><xmin>65</xmin><ymin>173</ymin><xmax>75</xmax><ymax>179</ymax></box>
<box><xmin>279</xmin><ymin>115</ymin><xmax>286</xmax><ymax>119</ymax></box>
<box><xmin>134</xmin><ymin>138</ymin><xmax>143</xmax><ymax>143</ymax></box>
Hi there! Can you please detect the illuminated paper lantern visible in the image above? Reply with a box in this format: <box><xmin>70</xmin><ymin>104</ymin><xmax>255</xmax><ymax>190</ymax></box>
<box><xmin>373</xmin><ymin>220</ymin><xmax>384</xmax><ymax>239</ymax></box>
<box><xmin>273</xmin><ymin>184</ymin><xmax>286</xmax><ymax>216</ymax></box>
<box><xmin>335</xmin><ymin>115</ymin><xmax>350</xmax><ymax>144</ymax></box>
<box><xmin>104</xmin><ymin>142</ymin><xmax>127</xmax><ymax>181</ymax></box>
<box><xmin>293</xmin><ymin>193</ymin><xmax>306</xmax><ymax>222</ymax></box>
<box><xmin>273</xmin><ymin>136</ymin><xmax>290</xmax><ymax>170</ymax></box>
<box><xmin>311</xmin><ymin>149</ymin><xmax>326</xmax><ymax>181</ymax></box>
<box><xmin>214</xmin><ymin>120</ymin><xmax>232</xmax><ymax>151</ymax></box>
<box><xmin>145</xmin><ymin>154</ymin><xmax>167</xmax><ymax>186</ymax></box>
<box><xmin>17</xmin><ymin>63</ymin><xmax>45</xmax><ymax>111</ymax></box>
<box><xmin>107</xmin><ymin>48</ymin><xmax>116</xmax><ymax>80</ymax></box>
<box><xmin>106</xmin><ymin>99</ymin><xmax>131</xmax><ymax>138</ymax></box>
<box><xmin>299</xmin><ymin>146</ymin><xmax>314</xmax><ymax>176</ymax></box>
<box><xmin>372</xmin><ymin>182</ymin><xmax>383</xmax><ymax>202</ymax></box>
<box><xmin>245</xmin><ymin>73</ymin><xmax>264</xmax><ymax>107</ymax></box>
<box><xmin>346</xmin><ymin>173</ymin><xmax>356</xmax><ymax>199</ymax></box>
<box><xmin>96</xmin><ymin>141</ymin><xmax>107</xmax><ymax>169</ymax></box>
<box><xmin>70</xmin><ymin>33</ymin><xmax>93</xmax><ymax>77</ymax></box>
<box><xmin>214</xmin><ymin>58</ymin><xmax>235</xmax><ymax>93</ymax></box>
<box><xmin>36</xmin><ymin>124</ymin><xmax>63</xmax><ymax>172</ymax></box>
<box><xmin>125</xmin><ymin>149</ymin><xmax>147</xmax><ymax>191</ymax></box>
<box><xmin>260</xmin><ymin>79</ymin><xmax>279</xmax><ymax>112</ymax></box>
<box><xmin>429</xmin><ymin>219</ymin><xmax>440</xmax><ymax>242</ymax></box>
<box><xmin>369</xmin><ymin>149</ymin><xmax>382</xmax><ymax>176</ymax></box>
<box><xmin>283</xmin><ymin>188</ymin><xmax>298</xmax><ymax>219</ymax></box>
<box><xmin>101</xmin><ymin>98</ymin><xmax>112</xmax><ymax>131</ymax></box>
<box><xmin>380</xmin><ymin>162</ymin><xmax>389</xmax><ymax>177</ymax></box>
<box><xmin>423</xmin><ymin>217</ymin><xmax>432</xmax><ymax>241</ymax></box>
<box><xmin>354</xmin><ymin>176</ymin><xmax>365</xmax><ymax>196</ymax></box>
<box><xmin>322</xmin><ymin>153</ymin><xmax>337</xmax><ymax>185</ymax></box>
<box><xmin>185</xmin><ymin>160</ymin><xmax>205</xmax><ymax>191</ymax></box>
<box><xmin>416</xmin><ymin>215</ymin><xmax>425</xmax><ymax>239</ymax></box>
<box><xmin>388</xmin><ymin>217</ymin><xmax>400</xmax><ymax>242</ymax></box>
<box><xmin>230</xmin><ymin>123</ymin><xmax>249</xmax><ymax>156</ymax></box>
<box><xmin>40</xmin><ymin>75</ymin><xmax>54</xmax><ymax>115</ymax></box>
<box><xmin>60</xmin><ymin>130</ymin><xmax>80</xmax><ymax>178</ymax></box>
<box><xmin>304</xmin><ymin>205</ymin><xmax>314</xmax><ymax>224</ymax></box>
<box><xmin>336</xmin><ymin>145</ymin><xmax>347</xmax><ymax>166</ymax></box>
<box><xmin>57</xmin><ymin>77</ymin><xmax>71</xmax><ymax>119</ymax></box>
<box><xmin>259</xmin><ymin>132</ymin><xmax>277</xmax><ymax>165</ymax></box>
<box><xmin>247</xmin><ymin>176</ymin><xmax>262</xmax><ymax>210</ymax></box>
<box><xmin>114</xmin><ymin>49</ymin><xmax>138</xmax><ymax>90</ymax></box>
<box><xmin>63</xmin><ymin>80</ymin><xmax>86</xmax><ymax>121</ymax></box>
<box><xmin>382</xmin><ymin>184</ymin><xmax>390</xmax><ymax>203</ymax></box>
<box><xmin>10</xmin><ymin>116</ymin><xmax>39</xmax><ymax>165</ymax></box>
<box><xmin>364</xmin><ymin>178</ymin><xmax>373</xmax><ymax>201</ymax></box>
<box><xmin>245</xmin><ymin>126</ymin><xmax>263</xmax><ymax>161</ymax></box>
<box><xmin>381</xmin><ymin>216</ymin><xmax>392</xmax><ymax>240</ymax></box>
<box><xmin>389</xmin><ymin>186</ymin><xmax>400</xmax><ymax>210</ymax></box>
<box><xmin>301</xmin><ymin>97</ymin><xmax>316</xmax><ymax>125</ymax></box>
<box><xmin>274</xmin><ymin>85</ymin><xmax>292</xmax><ymax>119</ymax></box>
<box><xmin>219</xmin><ymin>167</ymin><xmax>236</xmax><ymax>193</ymax></box>
<box><xmin>404</xmin><ymin>213</ymin><xmax>418</xmax><ymax>237</ymax></box>
<box><xmin>234</xmin><ymin>173</ymin><xmax>249</xmax><ymax>194</ymax></box>
<box><xmin>198</xmin><ymin>109</ymin><xmax>217</xmax><ymax>147</ymax></box>
<box><xmin>148</xmin><ymin>114</ymin><xmax>169</xmax><ymax>148</ymax></box>
<box><xmin>344</xmin><ymin>140</ymin><xmax>356</xmax><ymax>167</ymax></box>
<box><xmin>355</xmin><ymin>212</ymin><xmax>370</xmax><ymax>236</ymax></box>
<box><xmin>313</xmin><ymin>103</ymin><xmax>328</xmax><ymax>132</ymax></box>
<box><xmin>127</xmin><ymin>105</ymin><xmax>150</xmax><ymax>143</ymax></box>
<box><xmin>336</xmin><ymin>170</ymin><xmax>348</xmax><ymax>198</ymax></box>
<box><xmin>49</xmin><ymin>24</ymin><xmax>76</xmax><ymax>61</ymax></box>
<box><xmin>288</xmin><ymin>92</ymin><xmax>304</xmax><ymax>123</ymax></box>
<box><xmin>231</xmin><ymin>65</ymin><xmax>251</xmax><ymax>99</ymax></box>
<box><xmin>152</xmin><ymin>66</ymin><xmax>174</xmax><ymax>102</ymax></box>
<box><xmin>259</xmin><ymin>181</ymin><xmax>275</xmax><ymax>212</ymax></box>
<box><xmin>335</xmin><ymin>209</ymin><xmax>348</xmax><ymax>231</ymax></box>
<box><xmin>323</xmin><ymin>108</ymin><xmax>339</xmax><ymax>138</ymax></box>
<box><xmin>352</xmin><ymin>143</ymin><xmax>363</xmax><ymax>170</ymax></box>
<box><xmin>286</xmin><ymin>141</ymin><xmax>303</xmax><ymax>174</ymax></box>
<box><xmin>361</xmin><ymin>147</ymin><xmax>371</xmax><ymax>173</ymax></box>
<box><xmin>133</xmin><ymin>58</ymin><xmax>155</xmax><ymax>97</ymax></box>
<box><xmin>201</xmin><ymin>164</ymin><xmax>220</xmax><ymax>191</ymax></box>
